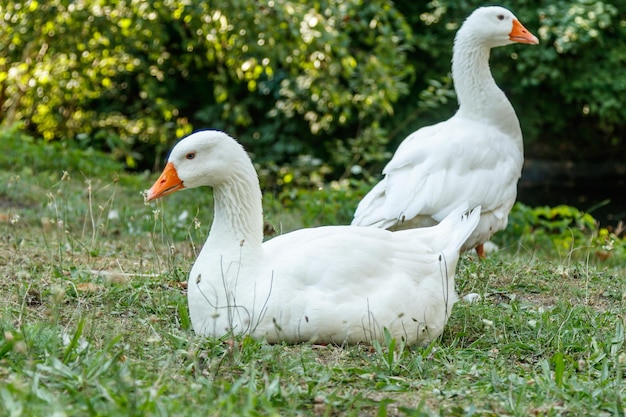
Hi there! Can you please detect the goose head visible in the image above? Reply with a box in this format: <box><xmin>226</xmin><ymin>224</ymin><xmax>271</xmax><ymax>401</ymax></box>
<box><xmin>146</xmin><ymin>130</ymin><xmax>250</xmax><ymax>201</ymax></box>
<box><xmin>457</xmin><ymin>6</ymin><xmax>539</xmax><ymax>48</ymax></box>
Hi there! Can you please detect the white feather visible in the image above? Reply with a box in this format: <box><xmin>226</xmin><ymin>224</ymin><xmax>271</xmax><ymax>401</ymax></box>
<box><xmin>148</xmin><ymin>130</ymin><xmax>481</xmax><ymax>346</ymax></box>
<box><xmin>352</xmin><ymin>6</ymin><xmax>537</xmax><ymax>253</ymax></box>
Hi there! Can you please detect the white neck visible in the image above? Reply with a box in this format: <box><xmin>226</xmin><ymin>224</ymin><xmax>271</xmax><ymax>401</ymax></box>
<box><xmin>451</xmin><ymin>35</ymin><xmax>522</xmax><ymax>143</ymax></box>
<box><xmin>208</xmin><ymin>165</ymin><xmax>264</xmax><ymax>249</ymax></box>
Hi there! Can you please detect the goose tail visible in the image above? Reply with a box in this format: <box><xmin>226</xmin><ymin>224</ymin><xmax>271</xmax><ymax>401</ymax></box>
<box><xmin>438</xmin><ymin>203</ymin><xmax>481</xmax><ymax>256</ymax></box>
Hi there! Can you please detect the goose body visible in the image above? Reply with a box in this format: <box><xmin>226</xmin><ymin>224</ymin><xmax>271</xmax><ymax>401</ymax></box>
<box><xmin>352</xmin><ymin>6</ymin><xmax>538</xmax><ymax>256</ymax></box>
<box><xmin>147</xmin><ymin>130</ymin><xmax>480</xmax><ymax>345</ymax></box>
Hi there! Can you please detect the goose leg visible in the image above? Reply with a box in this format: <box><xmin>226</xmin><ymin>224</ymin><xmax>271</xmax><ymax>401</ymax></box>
<box><xmin>475</xmin><ymin>243</ymin><xmax>485</xmax><ymax>259</ymax></box>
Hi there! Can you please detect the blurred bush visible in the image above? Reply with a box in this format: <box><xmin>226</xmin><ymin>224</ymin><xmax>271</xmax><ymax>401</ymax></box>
<box><xmin>0</xmin><ymin>0</ymin><xmax>412</xmax><ymax>173</ymax></box>
<box><xmin>390</xmin><ymin>1</ymin><xmax>626</xmax><ymax>163</ymax></box>
<box><xmin>1</xmin><ymin>0</ymin><xmax>625</xmax><ymax>178</ymax></box>
<box><xmin>0</xmin><ymin>127</ymin><xmax>123</xmax><ymax>176</ymax></box>
<box><xmin>494</xmin><ymin>202</ymin><xmax>626</xmax><ymax>263</ymax></box>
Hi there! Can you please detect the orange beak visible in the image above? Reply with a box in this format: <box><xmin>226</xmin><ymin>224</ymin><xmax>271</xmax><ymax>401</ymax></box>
<box><xmin>145</xmin><ymin>162</ymin><xmax>185</xmax><ymax>201</ymax></box>
<box><xmin>509</xmin><ymin>19</ymin><xmax>539</xmax><ymax>45</ymax></box>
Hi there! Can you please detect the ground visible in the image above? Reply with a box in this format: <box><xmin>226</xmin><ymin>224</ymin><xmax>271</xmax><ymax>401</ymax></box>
<box><xmin>0</xmin><ymin>171</ymin><xmax>625</xmax><ymax>416</ymax></box>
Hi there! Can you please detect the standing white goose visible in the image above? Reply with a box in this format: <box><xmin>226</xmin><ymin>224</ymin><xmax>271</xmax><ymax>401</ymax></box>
<box><xmin>352</xmin><ymin>6</ymin><xmax>538</xmax><ymax>257</ymax></box>
<box><xmin>146</xmin><ymin>130</ymin><xmax>480</xmax><ymax>345</ymax></box>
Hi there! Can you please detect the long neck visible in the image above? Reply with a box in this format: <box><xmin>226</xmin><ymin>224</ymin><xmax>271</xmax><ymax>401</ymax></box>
<box><xmin>451</xmin><ymin>36</ymin><xmax>522</xmax><ymax>141</ymax></box>
<box><xmin>209</xmin><ymin>164</ymin><xmax>264</xmax><ymax>249</ymax></box>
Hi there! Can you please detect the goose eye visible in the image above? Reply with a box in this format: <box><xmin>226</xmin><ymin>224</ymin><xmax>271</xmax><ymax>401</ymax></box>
<box><xmin>497</xmin><ymin>14</ymin><xmax>505</xmax><ymax>21</ymax></box>
<box><xmin>186</xmin><ymin>152</ymin><xmax>196</xmax><ymax>160</ymax></box>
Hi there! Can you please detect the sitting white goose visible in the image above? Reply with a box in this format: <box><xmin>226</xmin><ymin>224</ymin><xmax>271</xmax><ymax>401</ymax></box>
<box><xmin>352</xmin><ymin>6</ymin><xmax>539</xmax><ymax>257</ymax></box>
<box><xmin>146</xmin><ymin>130</ymin><xmax>480</xmax><ymax>345</ymax></box>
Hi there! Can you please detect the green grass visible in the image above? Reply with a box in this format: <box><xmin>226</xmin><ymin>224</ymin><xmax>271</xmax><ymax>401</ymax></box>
<box><xmin>1</xmin><ymin>133</ymin><xmax>625</xmax><ymax>416</ymax></box>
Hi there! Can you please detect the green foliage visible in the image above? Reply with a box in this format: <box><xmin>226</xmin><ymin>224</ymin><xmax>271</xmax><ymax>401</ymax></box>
<box><xmin>263</xmin><ymin>177</ymin><xmax>371</xmax><ymax>231</ymax></box>
<box><xmin>0</xmin><ymin>126</ymin><xmax>123</xmax><ymax>176</ymax></box>
<box><xmin>387</xmin><ymin>0</ymin><xmax>626</xmax><ymax>162</ymax></box>
<box><xmin>513</xmin><ymin>0</ymin><xmax>626</xmax><ymax>160</ymax></box>
<box><xmin>496</xmin><ymin>202</ymin><xmax>626</xmax><ymax>263</ymax></box>
<box><xmin>4</xmin><ymin>0</ymin><xmax>625</xmax><ymax>177</ymax></box>
<box><xmin>0</xmin><ymin>0</ymin><xmax>413</xmax><ymax>172</ymax></box>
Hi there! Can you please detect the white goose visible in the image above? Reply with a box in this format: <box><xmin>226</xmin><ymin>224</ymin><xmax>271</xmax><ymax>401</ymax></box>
<box><xmin>352</xmin><ymin>6</ymin><xmax>538</xmax><ymax>257</ymax></box>
<box><xmin>146</xmin><ymin>130</ymin><xmax>480</xmax><ymax>345</ymax></box>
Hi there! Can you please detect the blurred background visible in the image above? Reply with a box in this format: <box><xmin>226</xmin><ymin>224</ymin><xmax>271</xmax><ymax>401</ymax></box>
<box><xmin>1</xmin><ymin>0</ymin><xmax>625</xmax><ymax>228</ymax></box>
